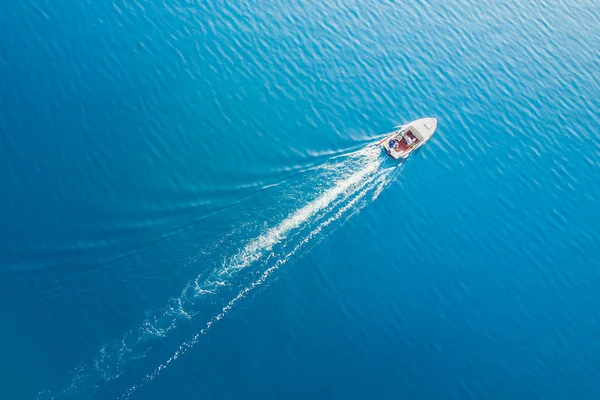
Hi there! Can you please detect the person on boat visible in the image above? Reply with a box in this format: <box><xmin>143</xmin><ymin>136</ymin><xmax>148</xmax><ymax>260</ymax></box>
<box><xmin>388</xmin><ymin>138</ymin><xmax>397</xmax><ymax>150</ymax></box>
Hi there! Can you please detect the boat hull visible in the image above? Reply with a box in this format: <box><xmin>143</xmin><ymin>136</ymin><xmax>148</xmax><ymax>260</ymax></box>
<box><xmin>380</xmin><ymin>118</ymin><xmax>437</xmax><ymax>160</ymax></box>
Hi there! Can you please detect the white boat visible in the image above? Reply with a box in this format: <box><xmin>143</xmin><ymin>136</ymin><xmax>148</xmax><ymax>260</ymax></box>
<box><xmin>379</xmin><ymin>117</ymin><xmax>437</xmax><ymax>160</ymax></box>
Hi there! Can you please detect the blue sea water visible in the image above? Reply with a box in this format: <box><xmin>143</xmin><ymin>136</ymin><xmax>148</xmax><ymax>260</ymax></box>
<box><xmin>1</xmin><ymin>0</ymin><xmax>600</xmax><ymax>398</ymax></box>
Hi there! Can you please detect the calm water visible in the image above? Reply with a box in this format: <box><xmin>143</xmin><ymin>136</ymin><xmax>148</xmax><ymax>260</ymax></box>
<box><xmin>1</xmin><ymin>0</ymin><xmax>599</xmax><ymax>399</ymax></box>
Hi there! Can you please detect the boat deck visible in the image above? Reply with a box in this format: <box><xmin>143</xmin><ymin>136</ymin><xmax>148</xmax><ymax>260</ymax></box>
<box><xmin>387</xmin><ymin>130</ymin><xmax>420</xmax><ymax>156</ymax></box>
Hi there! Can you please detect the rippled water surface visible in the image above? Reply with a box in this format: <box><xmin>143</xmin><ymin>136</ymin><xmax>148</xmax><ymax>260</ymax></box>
<box><xmin>1</xmin><ymin>0</ymin><xmax>599</xmax><ymax>399</ymax></box>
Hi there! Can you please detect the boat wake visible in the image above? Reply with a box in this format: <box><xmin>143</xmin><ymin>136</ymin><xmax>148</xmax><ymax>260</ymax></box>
<box><xmin>39</xmin><ymin>145</ymin><xmax>400</xmax><ymax>400</ymax></box>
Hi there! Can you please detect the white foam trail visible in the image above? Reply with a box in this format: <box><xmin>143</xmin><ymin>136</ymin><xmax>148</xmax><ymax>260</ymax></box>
<box><xmin>42</xmin><ymin>146</ymin><xmax>389</xmax><ymax>400</ymax></box>
<box><xmin>120</xmin><ymin>158</ymin><xmax>382</xmax><ymax>399</ymax></box>
<box><xmin>217</xmin><ymin>149</ymin><xmax>381</xmax><ymax>277</ymax></box>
